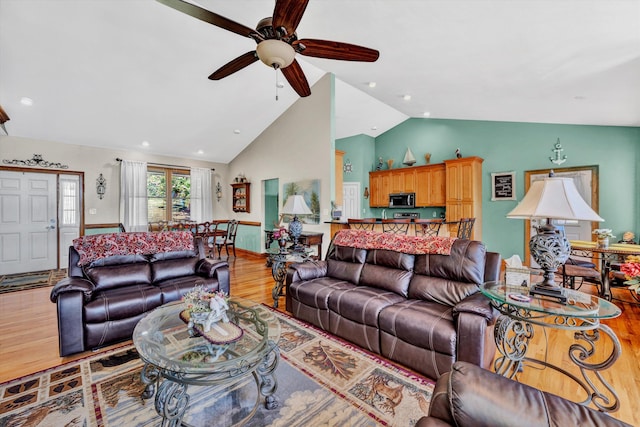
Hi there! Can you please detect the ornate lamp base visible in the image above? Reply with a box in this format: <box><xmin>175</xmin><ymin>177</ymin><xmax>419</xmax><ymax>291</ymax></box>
<box><xmin>529</xmin><ymin>223</ymin><xmax>570</xmax><ymax>303</ymax></box>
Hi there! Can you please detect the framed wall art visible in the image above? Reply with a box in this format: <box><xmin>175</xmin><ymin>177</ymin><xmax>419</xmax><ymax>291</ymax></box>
<box><xmin>491</xmin><ymin>171</ymin><xmax>516</xmax><ymax>201</ymax></box>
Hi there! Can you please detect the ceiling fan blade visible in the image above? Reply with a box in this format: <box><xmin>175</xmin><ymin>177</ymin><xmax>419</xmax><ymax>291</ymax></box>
<box><xmin>272</xmin><ymin>0</ymin><xmax>309</xmax><ymax>37</ymax></box>
<box><xmin>156</xmin><ymin>0</ymin><xmax>257</xmax><ymax>38</ymax></box>
<box><xmin>281</xmin><ymin>60</ymin><xmax>311</xmax><ymax>97</ymax></box>
<box><xmin>294</xmin><ymin>39</ymin><xmax>379</xmax><ymax>62</ymax></box>
<box><xmin>208</xmin><ymin>51</ymin><xmax>259</xmax><ymax>80</ymax></box>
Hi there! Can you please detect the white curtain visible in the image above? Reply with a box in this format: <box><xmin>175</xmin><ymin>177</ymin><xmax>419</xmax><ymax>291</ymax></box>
<box><xmin>120</xmin><ymin>160</ymin><xmax>148</xmax><ymax>232</ymax></box>
<box><xmin>190</xmin><ymin>167</ymin><xmax>213</xmax><ymax>222</ymax></box>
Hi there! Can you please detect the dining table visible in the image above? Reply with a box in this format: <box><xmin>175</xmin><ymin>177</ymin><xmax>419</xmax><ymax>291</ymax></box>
<box><xmin>569</xmin><ymin>240</ymin><xmax>640</xmax><ymax>301</ymax></box>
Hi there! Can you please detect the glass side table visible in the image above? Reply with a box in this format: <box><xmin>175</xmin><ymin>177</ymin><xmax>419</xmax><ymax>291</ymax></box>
<box><xmin>133</xmin><ymin>298</ymin><xmax>281</xmax><ymax>426</ymax></box>
<box><xmin>480</xmin><ymin>281</ymin><xmax>622</xmax><ymax>413</ymax></box>
<box><xmin>268</xmin><ymin>247</ymin><xmax>313</xmax><ymax>308</ymax></box>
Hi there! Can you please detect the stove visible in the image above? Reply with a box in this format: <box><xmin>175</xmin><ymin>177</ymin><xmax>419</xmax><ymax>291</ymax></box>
<box><xmin>393</xmin><ymin>212</ymin><xmax>420</xmax><ymax>219</ymax></box>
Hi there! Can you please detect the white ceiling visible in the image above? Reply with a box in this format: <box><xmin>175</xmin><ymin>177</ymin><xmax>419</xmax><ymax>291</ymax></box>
<box><xmin>1</xmin><ymin>0</ymin><xmax>638</xmax><ymax>164</ymax></box>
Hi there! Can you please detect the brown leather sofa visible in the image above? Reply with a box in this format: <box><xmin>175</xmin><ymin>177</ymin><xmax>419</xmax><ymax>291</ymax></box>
<box><xmin>50</xmin><ymin>235</ymin><xmax>229</xmax><ymax>356</ymax></box>
<box><xmin>416</xmin><ymin>361</ymin><xmax>631</xmax><ymax>427</ymax></box>
<box><xmin>286</xmin><ymin>235</ymin><xmax>500</xmax><ymax>379</ymax></box>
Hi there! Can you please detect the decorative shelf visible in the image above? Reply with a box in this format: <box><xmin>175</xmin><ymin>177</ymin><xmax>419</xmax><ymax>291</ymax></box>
<box><xmin>231</xmin><ymin>182</ymin><xmax>250</xmax><ymax>213</ymax></box>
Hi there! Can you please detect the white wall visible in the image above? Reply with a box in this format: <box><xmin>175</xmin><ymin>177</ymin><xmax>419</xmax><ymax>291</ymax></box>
<box><xmin>0</xmin><ymin>136</ymin><xmax>229</xmax><ymax>225</ymax></box>
<box><xmin>228</xmin><ymin>73</ymin><xmax>335</xmax><ymax>254</ymax></box>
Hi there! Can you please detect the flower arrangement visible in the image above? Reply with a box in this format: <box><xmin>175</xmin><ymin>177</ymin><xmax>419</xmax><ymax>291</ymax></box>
<box><xmin>620</xmin><ymin>255</ymin><xmax>640</xmax><ymax>294</ymax></box>
<box><xmin>182</xmin><ymin>285</ymin><xmax>228</xmax><ymax>313</ymax></box>
<box><xmin>592</xmin><ymin>229</ymin><xmax>615</xmax><ymax>239</ymax></box>
<box><xmin>272</xmin><ymin>227</ymin><xmax>289</xmax><ymax>241</ymax></box>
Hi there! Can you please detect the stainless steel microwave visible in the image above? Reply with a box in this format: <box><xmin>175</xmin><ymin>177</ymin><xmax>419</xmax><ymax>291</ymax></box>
<box><xmin>389</xmin><ymin>193</ymin><xmax>415</xmax><ymax>208</ymax></box>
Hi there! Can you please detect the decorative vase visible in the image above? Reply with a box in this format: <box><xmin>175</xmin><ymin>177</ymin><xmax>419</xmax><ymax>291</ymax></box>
<box><xmin>597</xmin><ymin>236</ymin><xmax>609</xmax><ymax>249</ymax></box>
<box><xmin>386</xmin><ymin>159</ymin><xmax>394</xmax><ymax>169</ymax></box>
<box><xmin>278</xmin><ymin>238</ymin><xmax>288</xmax><ymax>251</ymax></box>
<box><xmin>425</xmin><ymin>153</ymin><xmax>431</xmax><ymax>164</ymax></box>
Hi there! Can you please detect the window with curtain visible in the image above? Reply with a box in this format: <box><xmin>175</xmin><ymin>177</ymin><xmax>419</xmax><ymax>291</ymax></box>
<box><xmin>190</xmin><ymin>167</ymin><xmax>213</xmax><ymax>222</ymax></box>
<box><xmin>60</xmin><ymin>179</ymin><xmax>78</xmax><ymax>226</ymax></box>
<box><xmin>147</xmin><ymin>167</ymin><xmax>191</xmax><ymax>222</ymax></box>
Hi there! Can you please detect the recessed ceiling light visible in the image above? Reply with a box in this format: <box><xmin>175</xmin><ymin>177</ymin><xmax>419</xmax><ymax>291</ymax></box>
<box><xmin>403</xmin><ymin>94</ymin><xmax>411</xmax><ymax>101</ymax></box>
<box><xmin>197</xmin><ymin>149</ymin><xmax>204</xmax><ymax>155</ymax></box>
<box><xmin>142</xmin><ymin>140</ymin><xmax>150</xmax><ymax>147</ymax></box>
<box><xmin>233</xmin><ymin>129</ymin><xmax>241</xmax><ymax>134</ymax></box>
<box><xmin>368</xmin><ymin>82</ymin><xmax>377</xmax><ymax>88</ymax></box>
<box><xmin>423</xmin><ymin>112</ymin><xmax>431</xmax><ymax>117</ymax></box>
<box><xmin>20</xmin><ymin>97</ymin><xmax>33</xmax><ymax>106</ymax></box>
<box><xmin>371</xmin><ymin>126</ymin><xmax>378</xmax><ymax>130</ymax></box>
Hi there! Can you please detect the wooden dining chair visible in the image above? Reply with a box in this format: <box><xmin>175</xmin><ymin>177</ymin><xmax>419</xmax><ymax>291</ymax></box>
<box><xmin>347</xmin><ymin>218</ymin><xmax>377</xmax><ymax>231</ymax></box>
<box><xmin>457</xmin><ymin>218</ymin><xmax>475</xmax><ymax>239</ymax></box>
<box><xmin>381</xmin><ymin>219</ymin><xmax>411</xmax><ymax>234</ymax></box>
<box><xmin>215</xmin><ymin>220</ymin><xmax>239</xmax><ymax>259</ymax></box>
<box><xmin>414</xmin><ymin>219</ymin><xmax>443</xmax><ymax>237</ymax></box>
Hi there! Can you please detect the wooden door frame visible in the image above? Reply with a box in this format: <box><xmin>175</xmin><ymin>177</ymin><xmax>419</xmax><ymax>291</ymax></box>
<box><xmin>523</xmin><ymin>165</ymin><xmax>599</xmax><ymax>264</ymax></box>
<box><xmin>0</xmin><ymin>166</ymin><xmax>85</xmax><ymax>269</ymax></box>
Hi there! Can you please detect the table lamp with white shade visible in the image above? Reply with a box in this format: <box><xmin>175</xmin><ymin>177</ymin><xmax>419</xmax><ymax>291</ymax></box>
<box><xmin>282</xmin><ymin>194</ymin><xmax>312</xmax><ymax>250</ymax></box>
<box><xmin>507</xmin><ymin>174</ymin><xmax>604</xmax><ymax>302</ymax></box>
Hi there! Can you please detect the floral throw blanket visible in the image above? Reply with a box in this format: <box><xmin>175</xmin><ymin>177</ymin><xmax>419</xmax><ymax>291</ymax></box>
<box><xmin>333</xmin><ymin>229</ymin><xmax>456</xmax><ymax>255</ymax></box>
<box><xmin>73</xmin><ymin>231</ymin><xmax>194</xmax><ymax>266</ymax></box>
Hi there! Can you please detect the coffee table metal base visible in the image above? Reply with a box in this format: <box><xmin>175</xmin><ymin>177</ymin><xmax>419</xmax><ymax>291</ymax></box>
<box><xmin>493</xmin><ymin>307</ymin><xmax>621</xmax><ymax>412</ymax></box>
<box><xmin>140</xmin><ymin>344</ymin><xmax>280</xmax><ymax>427</ymax></box>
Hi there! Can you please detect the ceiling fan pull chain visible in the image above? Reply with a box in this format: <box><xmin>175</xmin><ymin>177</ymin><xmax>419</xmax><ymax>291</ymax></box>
<box><xmin>275</xmin><ymin>67</ymin><xmax>279</xmax><ymax>101</ymax></box>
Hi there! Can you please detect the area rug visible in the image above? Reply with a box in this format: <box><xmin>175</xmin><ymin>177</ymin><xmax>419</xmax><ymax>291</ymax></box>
<box><xmin>0</xmin><ymin>306</ymin><xmax>434</xmax><ymax>426</ymax></box>
<box><xmin>0</xmin><ymin>269</ymin><xmax>67</xmax><ymax>294</ymax></box>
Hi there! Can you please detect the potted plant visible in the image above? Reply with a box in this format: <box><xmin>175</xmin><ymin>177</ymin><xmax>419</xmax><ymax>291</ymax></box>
<box><xmin>620</xmin><ymin>255</ymin><xmax>640</xmax><ymax>295</ymax></box>
<box><xmin>592</xmin><ymin>229</ymin><xmax>615</xmax><ymax>248</ymax></box>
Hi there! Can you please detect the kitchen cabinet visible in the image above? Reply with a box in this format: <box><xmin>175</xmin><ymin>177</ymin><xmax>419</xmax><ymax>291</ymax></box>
<box><xmin>369</xmin><ymin>170</ymin><xmax>391</xmax><ymax>207</ymax></box>
<box><xmin>415</xmin><ymin>164</ymin><xmax>446</xmax><ymax>207</ymax></box>
<box><xmin>231</xmin><ymin>182</ymin><xmax>250</xmax><ymax>213</ymax></box>
<box><xmin>444</xmin><ymin>157</ymin><xmax>483</xmax><ymax>239</ymax></box>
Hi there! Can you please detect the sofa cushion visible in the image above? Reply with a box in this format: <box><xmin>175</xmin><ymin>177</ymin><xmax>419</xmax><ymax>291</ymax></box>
<box><xmin>328</xmin><ymin>286</ymin><xmax>405</xmax><ymax>327</ymax></box>
<box><xmin>360</xmin><ymin>249</ymin><xmax>414</xmax><ymax>297</ymax></box>
<box><xmin>84</xmin><ymin>284</ymin><xmax>163</xmax><ymax>322</ymax></box>
<box><xmin>326</xmin><ymin>245</ymin><xmax>367</xmax><ymax>284</ymax></box>
<box><xmin>151</xmin><ymin>257</ymin><xmax>199</xmax><ymax>283</ymax></box>
<box><xmin>415</xmin><ymin>240</ymin><xmax>486</xmax><ymax>285</ymax></box>
<box><xmin>156</xmin><ymin>275</ymin><xmax>222</xmax><ymax>304</ymax></box>
<box><xmin>408</xmin><ymin>274</ymin><xmax>479</xmax><ymax>307</ymax></box>
<box><xmin>289</xmin><ymin>276</ymin><xmax>357</xmax><ymax>310</ymax></box>
<box><xmin>84</xmin><ymin>262</ymin><xmax>152</xmax><ymax>293</ymax></box>
<box><xmin>378</xmin><ymin>300</ymin><xmax>456</xmax><ymax>356</ymax></box>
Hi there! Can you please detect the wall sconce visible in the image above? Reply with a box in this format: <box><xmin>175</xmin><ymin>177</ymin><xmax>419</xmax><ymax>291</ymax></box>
<box><xmin>363</xmin><ymin>187</ymin><xmax>369</xmax><ymax>199</ymax></box>
<box><xmin>96</xmin><ymin>173</ymin><xmax>106</xmax><ymax>199</ymax></box>
<box><xmin>216</xmin><ymin>182</ymin><xmax>222</xmax><ymax>202</ymax></box>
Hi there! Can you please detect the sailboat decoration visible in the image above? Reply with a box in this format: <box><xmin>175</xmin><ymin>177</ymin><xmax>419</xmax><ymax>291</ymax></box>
<box><xmin>402</xmin><ymin>148</ymin><xmax>416</xmax><ymax>166</ymax></box>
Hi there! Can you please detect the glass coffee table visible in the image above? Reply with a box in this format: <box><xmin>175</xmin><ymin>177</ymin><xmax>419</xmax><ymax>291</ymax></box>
<box><xmin>133</xmin><ymin>297</ymin><xmax>281</xmax><ymax>426</ymax></box>
<box><xmin>481</xmin><ymin>281</ymin><xmax>622</xmax><ymax>412</ymax></box>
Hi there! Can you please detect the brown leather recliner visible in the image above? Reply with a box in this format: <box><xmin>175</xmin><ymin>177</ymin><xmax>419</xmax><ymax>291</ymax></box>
<box><xmin>50</xmin><ymin>236</ymin><xmax>229</xmax><ymax>356</ymax></box>
<box><xmin>416</xmin><ymin>361</ymin><xmax>631</xmax><ymax>427</ymax></box>
<box><xmin>286</xmin><ymin>237</ymin><xmax>501</xmax><ymax>379</ymax></box>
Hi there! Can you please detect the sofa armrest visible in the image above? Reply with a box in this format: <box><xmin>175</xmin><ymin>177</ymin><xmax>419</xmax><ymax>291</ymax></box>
<box><xmin>196</xmin><ymin>259</ymin><xmax>230</xmax><ymax>294</ymax></box>
<box><xmin>50</xmin><ymin>277</ymin><xmax>95</xmax><ymax>303</ymax></box>
<box><xmin>452</xmin><ymin>291</ymin><xmax>497</xmax><ymax>322</ymax></box>
<box><xmin>286</xmin><ymin>260</ymin><xmax>328</xmax><ymax>283</ymax></box>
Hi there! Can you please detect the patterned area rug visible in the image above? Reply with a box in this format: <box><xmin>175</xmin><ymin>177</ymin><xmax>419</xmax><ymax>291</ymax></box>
<box><xmin>0</xmin><ymin>306</ymin><xmax>434</xmax><ymax>426</ymax></box>
<box><xmin>0</xmin><ymin>269</ymin><xmax>67</xmax><ymax>294</ymax></box>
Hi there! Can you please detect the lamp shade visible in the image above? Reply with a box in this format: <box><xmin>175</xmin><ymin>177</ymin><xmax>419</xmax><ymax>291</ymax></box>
<box><xmin>282</xmin><ymin>195</ymin><xmax>312</xmax><ymax>215</ymax></box>
<box><xmin>256</xmin><ymin>40</ymin><xmax>296</xmax><ymax>69</ymax></box>
<box><xmin>507</xmin><ymin>177</ymin><xmax>603</xmax><ymax>222</ymax></box>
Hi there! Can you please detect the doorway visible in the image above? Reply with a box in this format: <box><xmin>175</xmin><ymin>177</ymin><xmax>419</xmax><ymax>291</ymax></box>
<box><xmin>0</xmin><ymin>169</ymin><xmax>83</xmax><ymax>274</ymax></box>
<box><xmin>524</xmin><ymin>166</ymin><xmax>599</xmax><ymax>266</ymax></box>
<box><xmin>263</xmin><ymin>178</ymin><xmax>279</xmax><ymax>249</ymax></box>
<box><xmin>343</xmin><ymin>182</ymin><xmax>361</xmax><ymax>220</ymax></box>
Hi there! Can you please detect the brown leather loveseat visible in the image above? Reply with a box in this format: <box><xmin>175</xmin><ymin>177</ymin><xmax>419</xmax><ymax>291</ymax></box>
<box><xmin>416</xmin><ymin>361</ymin><xmax>631</xmax><ymax>427</ymax></box>
<box><xmin>50</xmin><ymin>231</ymin><xmax>230</xmax><ymax>356</ymax></box>
<box><xmin>286</xmin><ymin>229</ymin><xmax>501</xmax><ymax>379</ymax></box>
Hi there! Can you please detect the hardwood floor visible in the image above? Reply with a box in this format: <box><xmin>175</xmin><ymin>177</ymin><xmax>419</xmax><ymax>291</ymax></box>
<box><xmin>0</xmin><ymin>255</ymin><xmax>637</xmax><ymax>425</ymax></box>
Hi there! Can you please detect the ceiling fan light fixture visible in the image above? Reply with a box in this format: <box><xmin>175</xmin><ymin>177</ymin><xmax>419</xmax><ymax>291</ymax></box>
<box><xmin>256</xmin><ymin>39</ymin><xmax>295</xmax><ymax>69</ymax></box>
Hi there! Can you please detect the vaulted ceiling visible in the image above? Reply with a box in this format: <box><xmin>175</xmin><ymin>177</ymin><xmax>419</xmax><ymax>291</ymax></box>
<box><xmin>1</xmin><ymin>0</ymin><xmax>638</xmax><ymax>164</ymax></box>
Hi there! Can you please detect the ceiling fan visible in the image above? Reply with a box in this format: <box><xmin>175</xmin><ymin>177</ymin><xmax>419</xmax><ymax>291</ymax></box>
<box><xmin>156</xmin><ymin>0</ymin><xmax>380</xmax><ymax>97</ymax></box>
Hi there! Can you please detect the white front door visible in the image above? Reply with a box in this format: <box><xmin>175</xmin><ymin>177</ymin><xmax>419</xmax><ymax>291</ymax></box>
<box><xmin>342</xmin><ymin>182</ymin><xmax>361</xmax><ymax>220</ymax></box>
<box><xmin>0</xmin><ymin>171</ymin><xmax>58</xmax><ymax>274</ymax></box>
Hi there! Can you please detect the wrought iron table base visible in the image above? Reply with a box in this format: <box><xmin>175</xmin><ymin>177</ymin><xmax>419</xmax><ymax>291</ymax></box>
<box><xmin>493</xmin><ymin>312</ymin><xmax>621</xmax><ymax>412</ymax></box>
<box><xmin>140</xmin><ymin>344</ymin><xmax>280</xmax><ymax>427</ymax></box>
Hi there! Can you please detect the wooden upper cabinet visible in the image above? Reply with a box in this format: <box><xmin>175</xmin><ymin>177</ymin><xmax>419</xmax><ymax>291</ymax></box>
<box><xmin>415</xmin><ymin>164</ymin><xmax>446</xmax><ymax>207</ymax></box>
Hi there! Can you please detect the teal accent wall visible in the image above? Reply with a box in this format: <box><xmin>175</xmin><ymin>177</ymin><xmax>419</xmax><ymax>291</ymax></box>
<box><xmin>234</xmin><ymin>223</ymin><xmax>261</xmax><ymax>254</ymax></box>
<box><xmin>336</xmin><ymin>134</ymin><xmax>376</xmax><ymax>217</ymax></box>
<box><xmin>339</xmin><ymin>118</ymin><xmax>639</xmax><ymax>259</ymax></box>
